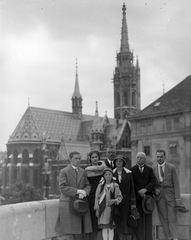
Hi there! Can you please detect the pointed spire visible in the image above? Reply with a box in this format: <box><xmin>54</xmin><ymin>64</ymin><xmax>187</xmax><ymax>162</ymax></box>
<box><xmin>136</xmin><ymin>56</ymin><xmax>139</xmax><ymax>69</ymax></box>
<box><xmin>92</xmin><ymin>101</ymin><xmax>101</xmax><ymax>132</ymax></box>
<box><xmin>120</xmin><ymin>3</ymin><xmax>129</xmax><ymax>53</ymax></box>
<box><xmin>73</xmin><ymin>58</ymin><xmax>81</xmax><ymax>98</ymax></box>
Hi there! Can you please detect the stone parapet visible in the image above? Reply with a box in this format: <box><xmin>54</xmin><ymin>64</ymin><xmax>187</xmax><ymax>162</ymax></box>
<box><xmin>0</xmin><ymin>194</ymin><xmax>190</xmax><ymax>240</ymax></box>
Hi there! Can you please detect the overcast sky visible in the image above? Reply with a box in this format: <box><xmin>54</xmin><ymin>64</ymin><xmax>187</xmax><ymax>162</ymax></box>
<box><xmin>0</xmin><ymin>0</ymin><xmax>190</xmax><ymax>151</ymax></box>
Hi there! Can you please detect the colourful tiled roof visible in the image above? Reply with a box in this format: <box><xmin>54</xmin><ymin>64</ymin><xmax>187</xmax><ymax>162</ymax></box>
<box><xmin>8</xmin><ymin>106</ymin><xmax>124</xmax><ymax>151</ymax></box>
<box><xmin>135</xmin><ymin>75</ymin><xmax>191</xmax><ymax>118</ymax></box>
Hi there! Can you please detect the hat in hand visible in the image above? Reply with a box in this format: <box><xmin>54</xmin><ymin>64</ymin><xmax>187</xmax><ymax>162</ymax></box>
<box><xmin>142</xmin><ymin>195</ymin><xmax>155</xmax><ymax>214</ymax></box>
<box><xmin>174</xmin><ymin>202</ymin><xmax>189</xmax><ymax>213</ymax></box>
<box><xmin>69</xmin><ymin>195</ymin><xmax>89</xmax><ymax>217</ymax></box>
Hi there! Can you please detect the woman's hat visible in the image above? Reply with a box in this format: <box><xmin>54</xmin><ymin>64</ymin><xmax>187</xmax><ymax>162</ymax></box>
<box><xmin>103</xmin><ymin>167</ymin><xmax>113</xmax><ymax>175</ymax></box>
<box><xmin>113</xmin><ymin>155</ymin><xmax>126</xmax><ymax>166</ymax></box>
<box><xmin>69</xmin><ymin>195</ymin><xmax>89</xmax><ymax>217</ymax></box>
<box><xmin>142</xmin><ymin>195</ymin><xmax>155</xmax><ymax>214</ymax></box>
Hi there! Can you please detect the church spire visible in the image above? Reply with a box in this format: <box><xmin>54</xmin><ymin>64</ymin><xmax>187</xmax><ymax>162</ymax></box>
<box><xmin>120</xmin><ymin>3</ymin><xmax>129</xmax><ymax>53</ymax></box>
<box><xmin>72</xmin><ymin>58</ymin><xmax>83</xmax><ymax>115</ymax></box>
<box><xmin>73</xmin><ymin>58</ymin><xmax>81</xmax><ymax>98</ymax></box>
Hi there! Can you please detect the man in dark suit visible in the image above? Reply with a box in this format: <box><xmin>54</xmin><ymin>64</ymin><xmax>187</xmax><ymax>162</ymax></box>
<box><xmin>130</xmin><ymin>152</ymin><xmax>156</xmax><ymax>240</ymax></box>
<box><xmin>105</xmin><ymin>146</ymin><xmax>116</xmax><ymax>169</ymax></box>
<box><xmin>153</xmin><ymin>149</ymin><xmax>181</xmax><ymax>240</ymax></box>
<box><xmin>55</xmin><ymin>151</ymin><xmax>92</xmax><ymax>240</ymax></box>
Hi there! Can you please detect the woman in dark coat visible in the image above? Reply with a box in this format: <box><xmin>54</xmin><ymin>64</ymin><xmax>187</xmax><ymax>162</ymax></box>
<box><xmin>113</xmin><ymin>155</ymin><xmax>136</xmax><ymax>240</ymax></box>
<box><xmin>85</xmin><ymin>150</ymin><xmax>106</xmax><ymax>240</ymax></box>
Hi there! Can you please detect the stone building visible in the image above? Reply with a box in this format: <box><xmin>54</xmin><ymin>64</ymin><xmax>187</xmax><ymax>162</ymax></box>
<box><xmin>129</xmin><ymin>76</ymin><xmax>191</xmax><ymax>193</ymax></box>
<box><xmin>1</xmin><ymin>3</ymin><xmax>139</xmax><ymax>196</ymax></box>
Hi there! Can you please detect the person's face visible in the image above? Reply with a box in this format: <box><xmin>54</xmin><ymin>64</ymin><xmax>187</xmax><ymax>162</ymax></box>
<box><xmin>90</xmin><ymin>153</ymin><xmax>99</xmax><ymax>165</ymax></box>
<box><xmin>115</xmin><ymin>159</ymin><xmax>123</xmax><ymax>168</ymax></box>
<box><xmin>70</xmin><ymin>154</ymin><xmax>81</xmax><ymax>167</ymax></box>
<box><xmin>156</xmin><ymin>152</ymin><xmax>165</xmax><ymax>165</ymax></box>
<box><xmin>104</xmin><ymin>171</ymin><xmax>113</xmax><ymax>183</ymax></box>
<box><xmin>136</xmin><ymin>155</ymin><xmax>146</xmax><ymax>166</ymax></box>
<box><xmin>107</xmin><ymin>150</ymin><xmax>116</xmax><ymax>161</ymax></box>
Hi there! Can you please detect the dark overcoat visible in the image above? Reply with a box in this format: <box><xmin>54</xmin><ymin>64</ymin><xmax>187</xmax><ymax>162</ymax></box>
<box><xmin>113</xmin><ymin>168</ymin><xmax>136</xmax><ymax>235</ymax></box>
<box><xmin>55</xmin><ymin>164</ymin><xmax>92</xmax><ymax>234</ymax></box>
<box><xmin>129</xmin><ymin>164</ymin><xmax>156</xmax><ymax>240</ymax></box>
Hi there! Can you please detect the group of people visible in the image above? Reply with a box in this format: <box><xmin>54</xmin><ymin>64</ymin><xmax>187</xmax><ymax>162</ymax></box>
<box><xmin>55</xmin><ymin>147</ymin><xmax>182</xmax><ymax>240</ymax></box>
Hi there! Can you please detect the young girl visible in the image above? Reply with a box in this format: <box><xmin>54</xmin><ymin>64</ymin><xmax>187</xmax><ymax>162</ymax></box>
<box><xmin>94</xmin><ymin>168</ymin><xmax>123</xmax><ymax>240</ymax></box>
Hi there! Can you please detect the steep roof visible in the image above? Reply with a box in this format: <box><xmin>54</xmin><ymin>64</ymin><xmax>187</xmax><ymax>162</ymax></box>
<box><xmin>133</xmin><ymin>75</ymin><xmax>191</xmax><ymax>119</ymax></box>
<box><xmin>8</xmin><ymin>106</ymin><xmax>124</xmax><ymax>152</ymax></box>
<box><xmin>9</xmin><ymin>107</ymin><xmax>94</xmax><ymax>143</ymax></box>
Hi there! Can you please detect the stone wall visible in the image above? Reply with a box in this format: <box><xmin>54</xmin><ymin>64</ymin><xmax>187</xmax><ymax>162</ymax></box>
<box><xmin>0</xmin><ymin>194</ymin><xmax>190</xmax><ymax>240</ymax></box>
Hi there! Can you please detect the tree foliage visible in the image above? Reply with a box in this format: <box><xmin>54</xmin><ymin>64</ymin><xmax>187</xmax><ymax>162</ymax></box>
<box><xmin>1</xmin><ymin>181</ymin><xmax>43</xmax><ymax>205</ymax></box>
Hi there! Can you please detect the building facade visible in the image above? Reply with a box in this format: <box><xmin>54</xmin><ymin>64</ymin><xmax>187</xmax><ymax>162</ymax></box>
<box><xmin>129</xmin><ymin>76</ymin><xmax>191</xmax><ymax>193</ymax></box>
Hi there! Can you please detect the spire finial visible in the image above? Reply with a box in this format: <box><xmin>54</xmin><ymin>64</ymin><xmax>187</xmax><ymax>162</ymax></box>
<box><xmin>28</xmin><ymin>97</ymin><xmax>30</xmax><ymax>107</ymax></box>
<box><xmin>120</xmin><ymin>3</ymin><xmax>129</xmax><ymax>52</ymax></box>
<box><xmin>122</xmin><ymin>2</ymin><xmax>126</xmax><ymax>13</ymax></box>
<box><xmin>96</xmin><ymin>101</ymin><xmax>98</xmax><ymax>113</ymax></box>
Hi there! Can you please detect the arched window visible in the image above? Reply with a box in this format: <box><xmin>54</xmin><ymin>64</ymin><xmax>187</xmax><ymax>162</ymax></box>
<box><xmin>132</xmin><ymin>92</ymin><xmax>136</xmax><ymax>107</ymax></box>
<box><xmin>124</xmin><ymin>91</ymin><xmax>128</xmax><ymax>106</ymax></box>
<box><xmin>115</xmin><ymin>92</ymin><xmax>120</xmax><ymax>107</ymax></box>
<box><xmin>13</xmin><ymin>150</ymin><xmax>18</xmax><ymax>165</ymax></box>
<box><xmin>33</xmin><ymin>150</ymin><xmax>40</xmax><ymax>164</ymax></box>
<box><xmin>22</xmin><ymin>149</ymin><xmax>29</xmax><ymax>164</ymax></box>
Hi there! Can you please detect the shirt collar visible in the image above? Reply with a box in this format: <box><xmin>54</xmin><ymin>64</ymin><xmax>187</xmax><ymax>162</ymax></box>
<box><xmin>158</xmin><ymin>162</ymin><xmax>165</xmax><ymax>168</ymax></box>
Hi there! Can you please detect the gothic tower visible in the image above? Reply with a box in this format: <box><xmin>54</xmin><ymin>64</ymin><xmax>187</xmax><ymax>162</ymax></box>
<box><xmin>72</xmin><ymin>59</ymin><xmax>83</xmax><ymax>115</ymax></box>
<box><xmin>113</xmin><ymin>3</ymin><xmax>140</xmax><ymax>120</ymax></box>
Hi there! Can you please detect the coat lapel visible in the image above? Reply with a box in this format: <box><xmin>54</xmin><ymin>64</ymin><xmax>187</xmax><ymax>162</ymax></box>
<box><xmin>68</xmin><ymin>164</ymin><xmax>78</xmax><ymax>181</ymax></box>
<box><xmin>77</xmin><ymin>168</ymin><xmax>83</xmax><ymax>184</ymax></box>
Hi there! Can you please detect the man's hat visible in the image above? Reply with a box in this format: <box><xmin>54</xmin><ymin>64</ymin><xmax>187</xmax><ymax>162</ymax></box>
<box><xmin>142</xmin><ymin>195</ymin><xmax>155</xmax><ymax>214</ymax></box>
<box><xmin>174</xmin><ymin>202</ymin><xmax>189</xmax><ymax>213</ymax></box>
<box><xmin>69</xmin><ymin>195</ymin><xmax>89</xmax><ymax>217</ymax></box>
<box><xmin>113</xmin><ymin>155</ymin><xmax>126</xmax><ymax>166</ymax></box>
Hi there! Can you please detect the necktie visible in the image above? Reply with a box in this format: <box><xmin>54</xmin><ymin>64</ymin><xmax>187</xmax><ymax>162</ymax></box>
<box><xmin>139</xmin><ymin>165</ymin><xmax>144</xmax><ymax>173</ymax></box>
<box><xmin>160</xmin><ymin>166</ymin><xmax>164</xmax><ymax>179</ymax></box>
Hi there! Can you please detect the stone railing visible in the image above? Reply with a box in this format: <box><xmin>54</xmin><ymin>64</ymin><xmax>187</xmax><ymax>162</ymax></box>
<box><xmin>0</xmin><ymin>194</ymin><xmax>190</xmax><ymax>240</ymax></box>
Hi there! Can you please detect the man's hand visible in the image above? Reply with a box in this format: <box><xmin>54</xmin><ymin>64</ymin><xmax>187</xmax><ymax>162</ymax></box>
<box><xmin>138</xmin><ymin>188</ymin><xmax>147</xmax><ymax>197</ymax></box>
<box><xmin>77</xmin><ymin>189</ymin><xmax>87</xmax><ymax>197</ymax></box>
<box><xmin>108</xmin><ymin>199</ymin><xmax>116</xmax><ymax>206</ymax></box>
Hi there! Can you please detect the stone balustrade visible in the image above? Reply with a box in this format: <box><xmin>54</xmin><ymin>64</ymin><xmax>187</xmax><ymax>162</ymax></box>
<box><xmin>0</xmin><ymin>194</ymin><xmax>190</xmax><ymax>240</ymax></box>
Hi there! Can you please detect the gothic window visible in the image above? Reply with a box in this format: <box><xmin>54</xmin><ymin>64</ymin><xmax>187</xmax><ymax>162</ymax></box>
<box><xmin>33</xmin><ymin>168</ymin><xmax>39</xmax><ymax>187</ymax></box>
<box><xmin>124</xmin><ymin>91</ymin><xmax>128</xmax><ymax>106</ymax></box>
<box><xmin>115</xmin><ymin>92</ymin><xmax>120</xmax><ymax>107</ymax></box>
<box><xmin>132</xmin><ymin>92</ymin><xmax>136</xmax><ymax>107</ymax></box>
<box><xmin>13</xmin><ymin>150</ymin><xmax>18</xmax><ymax>165</ymax></box>
<box><xmin>22</xmin><ymin>149</ymin><xmax>29</xmax><ymax>164</ymax></box>
<box><xmin>33</xmin><ymin>150</ymin><xmax>40</xmax><ymax>164</ymax></box>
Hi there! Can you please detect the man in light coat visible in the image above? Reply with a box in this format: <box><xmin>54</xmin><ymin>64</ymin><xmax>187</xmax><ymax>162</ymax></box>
<box><xmin>55</xmin><ymin>151</ymin><xmax>92</xmax><ymax>240</ymax></box>
<box><xmin>153</xmin><ymin>149</ymin><xmax>181</xmax><ymax>240</ymax></box>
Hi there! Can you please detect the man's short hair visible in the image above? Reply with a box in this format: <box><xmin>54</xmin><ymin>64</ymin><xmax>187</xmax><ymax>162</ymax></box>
<box><xmin>136</xmin><ymin>152</ymin><xmax>146</xmax><ymax>159</ymax></box>
<box><xmin>156</xmin><ymin>149</ymin><xmax>166</xmax><ymax>156</ymax></box>
<box><xmin>69</xmin><ymin>151</ymin><xmax>80</xmax><ymax>159</ymax></box>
